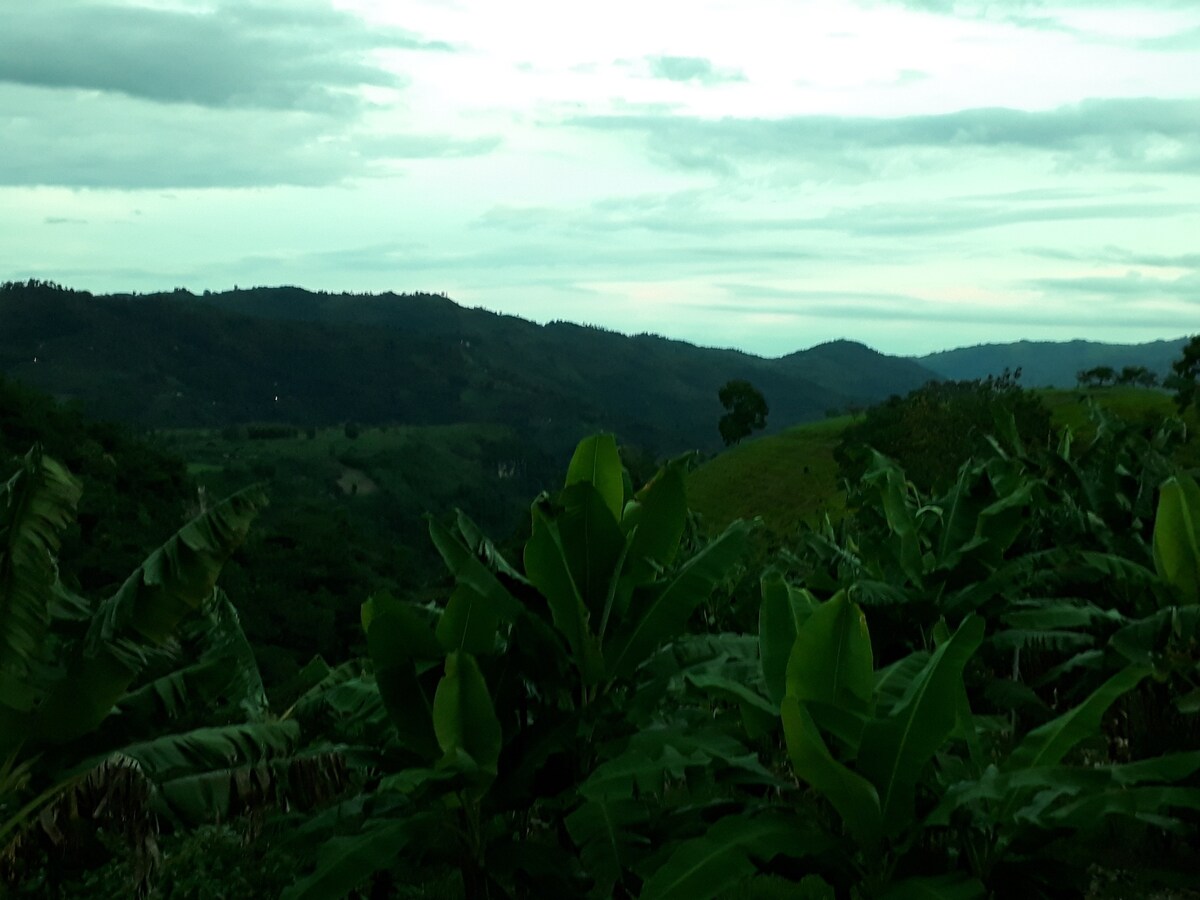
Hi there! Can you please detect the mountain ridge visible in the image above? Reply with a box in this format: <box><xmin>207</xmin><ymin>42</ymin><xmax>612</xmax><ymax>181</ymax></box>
<box><xmin>917</xmin><ymin>337</ymin><xmax>1189</xmax><ymax>387</ymax></box>
<box><xmin>0</xmin><ymin>282</ymin><xmax>934</xmax><ymax>454</ymax></box>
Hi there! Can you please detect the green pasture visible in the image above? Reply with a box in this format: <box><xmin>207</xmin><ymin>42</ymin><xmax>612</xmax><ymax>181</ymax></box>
<box><xmin>688</xmin><ymin>415</ymin><xmax>854</xmax><ymax>535</ymax></box>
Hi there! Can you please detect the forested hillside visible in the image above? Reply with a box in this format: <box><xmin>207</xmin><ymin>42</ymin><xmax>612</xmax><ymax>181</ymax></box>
<box><xmin>0</xmin><ymin>281</ymin><xmax>933</xmax><ymax>454</ymax></box>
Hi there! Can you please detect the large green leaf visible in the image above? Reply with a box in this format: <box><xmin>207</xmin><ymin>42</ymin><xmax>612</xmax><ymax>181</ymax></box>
<box><xmin>971</xmin><ymin>478</ymin><xmax>1035</xmax><ymax>565</ymax></box>
<box><xmin>785</xmin><ymin>591</ymin><xmax>873</xmax><ymax>713</ymax></box>
<box><xmin>639</xmin><ymin>813</ymin><xmax>827</xmax><ymax>900</ymax></box>
<box><xmin>364</xmin><ymin>596</ymin><xmax>441</xmax><ymax>759</ymax></box>
<box><xmin>283</xmin><ymin>814</ymin><xmax>430</xmax><ymax>900</ymax></box>
<box><xmin>29</xmin><ymin>486</ymin><xmax>266</xmax><ymax>746</ymax></box>
<box><xmin>863</xmin><ymin>451</ymin><xmax>924</xmax><ymax>584</ymax></box>
<box><xmin>606</xmin><ymin>521</ymin><xmax>749</xmax><ymax>681</ymax></box>
<box><xmin>873</xmin><ymin>651</ymin><xmax>931</xmax><ymax>715</ymax></box>
<box><xmin>566</xmin><ymin>434</ymin><xmax>625</xmax><ymax>522</ymax></box>
<box><xmin>857</xmin><ymin>615</ymin><xmax>984</xmax><ymax>835</ymax></box>
<box><xmin>120</xmin><ymin>720</ymin><xmax>300</xmax><ymax>780</ymax></box>
<box><xmin>117</xmin><ymin>591</ymin><xmax>268</xmax><ymax>728</ymax></box>
<box><xmin>428</xmin><ymin>516</ymin><xmax>522</xmax><ymax>622</ymax></box>
<box><xmin>121</xmin><ymin>720</ymin><xmax>302</xmax><ymax>821</ymax></box>
<box><xmin>524</xmin><ymin>505</ymin><xmax>604</xmax><ymax>684</ymax></box>
<box><xmin>1006</xmin><ymin>666</ymin><xmax>1149</xmax><ymax>771</ymax></box>
<box><xmin>935</xmin><ymin>466</ymin><xmax>988</xmax><ymax>568</ymax></box>
<box><xmin>453</xmin><ymin>508</ymin><xmax>528</xmax><ymax>584</ymax></box>
<box><xmin>566</xmin><ymin>798</ymin><xmax>649</xmax><ymax>898</ymax></box>
<box><xmin>364</xmin><ymin>593</ymin><xmax>443</xmax><ymax>662</ymax></box>
<box><xmin>782</xmin><ymin>696</ymin><xmax>882</xmax><ymax>850</ymax></box>
<box><xmin>759</xmin><ymin>570</ymin><xmax>817</xmax><ymax>708</ymax></box>
<box><xmin>623</xmin><ymin>459</ymin><xmax>688</xmax><ymax>585</ymax></box>
<box><xmin>431</xmin><ymin>651</ymin><xmax>502</xmax><ymax>775</ymax></box>
<box><xmin>1153</xmin><ymin>475</ymin><xmax>1200</xmax><ymax>604</ymax></box>
<box><xmin>0</xmin><ymin>447</ymin><xmax>81</xmax><ymax>727</ymax></box>
<box><xmin>436</xmin><ymin>584</ymin><xmax>500</xmax><ymax>655</ymax></box>
<box><xmin>1047</xmin><ymin>785</ymin><xmax>1200</xmax><ymax>832</ymax></box>
<box><xmin>558</xmin><ymin>482</ymin><xmax>626</xmax><ymax>619</ymax></box>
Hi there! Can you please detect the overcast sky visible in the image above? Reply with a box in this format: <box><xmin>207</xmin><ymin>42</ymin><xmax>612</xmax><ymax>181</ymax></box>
<box><xmin>1</xmin><ymin>0</ymin><xmax>1197</xmax><ymax>356</ymax></box>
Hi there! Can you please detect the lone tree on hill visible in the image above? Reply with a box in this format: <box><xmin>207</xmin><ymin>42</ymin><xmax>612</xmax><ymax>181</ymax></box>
<box><xmin>1168</xmin><ymin>335</ymin><xmax>1200</xmax><ymax>413</ymax></box>
<box><xmin>718</xmin><ymin>379</ymin><xmax>768</xmax><ymax>446</ymax></box>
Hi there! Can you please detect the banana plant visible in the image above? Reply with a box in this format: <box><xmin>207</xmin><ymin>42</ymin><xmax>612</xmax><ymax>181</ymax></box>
<box><xmin>928</xmin><ymin>663</ymin><xmax>1200</xmax><ymax>897</ymax></box>
<box><xmin>765</xmin><ymin>580</ymin><xmax>987</xmax><ymax>898</ymax></box>
<box><xmin>1153</xmin><ymin>474</ymin><xmax>1200</xmax><ymax>606</ymax></box>
<box><xmin>285</xmin><ymin>434</ymin><xmax>753</xmax><ymax>899</ymax></box>
<box><xmin>0</xmin><ymin>445</ymin><xmax>282</xmax><ymax>885</ymax></box>
<box><xmin>766</xmin><ymin>577</ymin><xmax>1200</xmax><ymax>898</ymax></box>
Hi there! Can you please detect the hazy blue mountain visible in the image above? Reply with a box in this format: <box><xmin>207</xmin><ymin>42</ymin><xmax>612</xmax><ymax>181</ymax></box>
<box><xmin>918</xmin><ymin>338</ymin><xmax>1189</xmax><ymax>388</ymax></box>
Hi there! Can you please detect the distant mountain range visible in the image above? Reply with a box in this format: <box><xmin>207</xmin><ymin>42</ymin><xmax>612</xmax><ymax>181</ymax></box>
<box><xmin>1</xmin><ymin>282</ymin><xmax>1189</xmax><ymax>453</ymax></box>
<box><xmin>0</xmin><ymin>283</ymin><xmax>932</xmax><ymax>454</ymax></box>
<box><xmin>917</xmin><ymin>338</ymin><xmax>1189</xmax><ymax>388</ymax></box>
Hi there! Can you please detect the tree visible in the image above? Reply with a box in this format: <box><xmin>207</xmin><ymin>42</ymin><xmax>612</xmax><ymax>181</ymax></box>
<box><xmin>1078</xmin><ymin>365</ymin><xmax>1117</xmax><ymax>388</ymax></box>
<box><xmin>1169</xmin><ymin>335</ymin><xmax>1200</xmax><ymax>413</ymax></box>
<box><xmin>718</xmin><ymin>380</ymin><xmax>768</xmax><ymax>446</ymax></box>
<box><xmin>1117</xmin><ymin>365</ymin><xmax>1156</xmax><ymax>387</ymax></box>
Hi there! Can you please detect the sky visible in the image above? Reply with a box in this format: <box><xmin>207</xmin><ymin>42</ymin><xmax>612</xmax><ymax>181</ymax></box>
<box><xmin>1</xmin><ymin>0</ymin><xmax>1197</xmax><ymax>357</ymax></box>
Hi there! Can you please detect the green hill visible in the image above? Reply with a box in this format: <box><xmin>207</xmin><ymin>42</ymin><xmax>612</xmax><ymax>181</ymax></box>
<box><xmin>0</xmin><ymin>281</ymin><xmax>936</xmax><ymax>456</ymax></box>
<box><xmin>688</xmin><ymin>416</ymin><xmax>853</xmax><ymax>535</ymax></box>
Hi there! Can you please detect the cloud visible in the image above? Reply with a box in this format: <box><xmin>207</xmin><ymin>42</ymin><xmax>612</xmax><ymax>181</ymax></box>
<box><xmin>646</xmin><ymin>56</ymin><xmax>746</xmax><ymax>85</ymax></box>
<box><xmin>357</xmin><ymin>134</ymin><xmax>503</xmax><ymax>159</ymax></box>
<box><xmin>0</xmin><ymin>83</ymin><xmax>500</xmax><ymax>188</ymax></box>
<box><xmin>1023</xmin><ymin>245</ymin><xmax>1200</xmax><ymax>269</ymax></box>
<box><xmin>566</xmin><ymin>98</ymin><xmax>1200</xmax><ymax>177</ymax></box>
<box><xmin>1026</xmin><ymin>270</ymin><xmax>1200</xmax><ymax>299</ymax></box>
<box><xmin>0</xmin><ymin>1</ymin><xmax>450</xmax><ymax>114</ymax></box>
<box><xmin>687</xmin><ymin>292</ymin><xmax>1192</xmax><ymax>330</ymax></box>
<box><xmin>478</xmin><ymin>191</ymin><xmax>1194</xmax><ymax>241</ymax></box>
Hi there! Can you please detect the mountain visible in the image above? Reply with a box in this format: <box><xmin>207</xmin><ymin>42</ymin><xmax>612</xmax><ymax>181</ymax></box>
<box><xmin>779</xmin><ymin>340</ymin><xmax>937</xmax><ymax>402</ymax></box>
<box><xmin>918</xmin><ymin>338</ymin><xmax>1189</xmax><ymax>388</ymax></box>
<box><xmin>0</xmin><ymin>282</ymin><xmax>937</xmax><ymax>454</ymax></box>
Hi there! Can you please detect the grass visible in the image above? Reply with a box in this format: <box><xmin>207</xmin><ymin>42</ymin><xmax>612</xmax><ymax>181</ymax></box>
<box><xmin>1038</xmin><ymin>386</ymin><xmax>1180</xmax><ymax>434</ymax></box>
<box><xmin>687</xmin><ymin>415</ymin><xmax>855</xmax><ymax>536</ymax></box>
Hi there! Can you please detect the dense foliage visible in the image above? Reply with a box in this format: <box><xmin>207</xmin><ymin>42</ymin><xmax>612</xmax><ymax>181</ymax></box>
<box><xmin>5</xmin><ymin>392</ymin><xmax>1198</xmax><ymax>898</ymax></box>
<box><xmin>1169</xmin><ymin>334</ymin><xmax>1200</xmax><ymax>414</ymax></box>
<box><xmin>0</xmin><ymin>376</ymin><xmax>192</xmax><ymax>594</ymax></box>
<box><xmin>3</xmin><ymin>335</ymin><xmax>1200</xmax><ymax>897</ymax></box>
<box><xmin>833</xmin><ymin>372</ymin><xmax>1052</xmax><ymax>492</ymax></box>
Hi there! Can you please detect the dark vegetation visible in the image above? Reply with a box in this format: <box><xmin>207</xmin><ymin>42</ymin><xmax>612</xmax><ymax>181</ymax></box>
<box><xmin>2</xmin><ymin>279</ymin><xmax>1199</xmax><ymax>899</ymax></box>
<box><xmin>718</xmin><ymin>380</ymin><xmax>769</xmax><ymax>446</ymax></box>
<box><xmin>833</xmin><ymin>370</ymin><xmax>1052</xmax><ymax>492</ymax></box>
